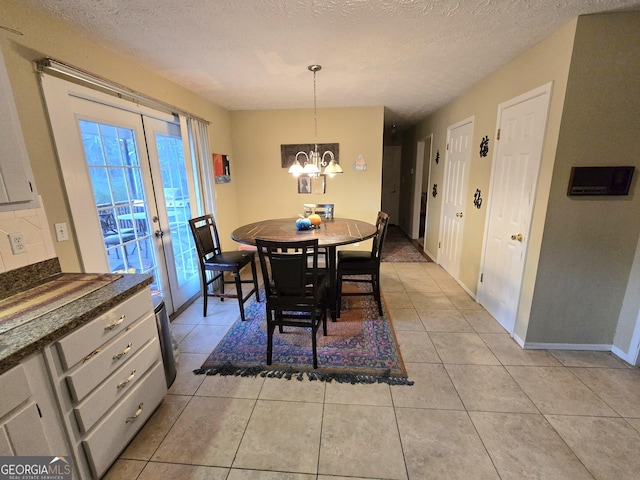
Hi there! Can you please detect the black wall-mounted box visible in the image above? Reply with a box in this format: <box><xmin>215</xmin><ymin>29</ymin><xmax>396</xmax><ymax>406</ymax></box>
<box><xmin>567</xmin><ymin>166</ymin><xmax>635</xmax><ymax>196</ymax></box>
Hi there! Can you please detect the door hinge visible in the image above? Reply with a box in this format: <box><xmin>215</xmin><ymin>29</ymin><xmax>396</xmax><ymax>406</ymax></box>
<box><xmin>36</xmin><ymin>403</ymin><xmax>42</xmax><ymax>418</ymax></box>
<box><xmin>480</xmin><ymin>273</ymin><xmax>483</xmax><ymax>282</ymax></box>
<box><xmin>446</xmin><ymin>143</ymin><xmax>450</xmax><ymax>151</ymax></box>
<box><xmin>29</xmin><ymin>181</ymin><xmax>33</xmax><ymax>192</ymax></box>
<box><xmin>496</xmin><ymin>129</ymin><xmax>501</xmax><ymax>140</ymax></box>
<box><xmin>438</xmin><ymin>241</ymin><xmax>441</xmax><ymax>249</ymax></box>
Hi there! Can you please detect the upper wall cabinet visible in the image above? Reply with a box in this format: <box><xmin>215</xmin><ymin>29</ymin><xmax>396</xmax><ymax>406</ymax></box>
<box><xmin>0</xmin><ymin>47</ymin><xmax>38</xmax><ymax>209</ymax></box>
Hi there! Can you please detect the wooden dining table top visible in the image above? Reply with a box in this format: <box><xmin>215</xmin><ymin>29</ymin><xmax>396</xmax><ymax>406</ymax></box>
<box><xmin>231</xmin><ymin>217</ymin><xmax>377</xmax><ymax>248</ymax></box>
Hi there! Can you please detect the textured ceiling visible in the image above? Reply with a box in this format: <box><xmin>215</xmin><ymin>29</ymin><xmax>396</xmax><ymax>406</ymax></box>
<box><xmin>15</xmin><ymin>0</ymin><xmax>640</xmax><ymax>130</ymax></box>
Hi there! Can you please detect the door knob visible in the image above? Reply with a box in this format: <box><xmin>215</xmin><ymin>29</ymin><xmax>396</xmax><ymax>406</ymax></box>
<box><xmin>155</xmin><ymin>230</ymin><xmax>164</xmax><ymax>238</ymax></box>
<box><xmin>456</xmin><ymin>212</ymin><xmax>463</xmax><ymax>218</ymax></box>
<box><xmin>511</xmin><ymin>233</ymin><xmax>523</xmax><ymax>241</ymax></box>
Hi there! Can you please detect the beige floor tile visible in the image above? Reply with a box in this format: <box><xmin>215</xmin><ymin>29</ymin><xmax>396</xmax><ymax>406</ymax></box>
<box><xmin>422</xmin><ymin>263</ymin><xmax>451</xmax><ymax>279</ymax></box>
<box><xmin>626</xmin><ymin>417</ymin><xmax>640</xmax><ymax>433</ymax></box>
<box><xmin>170</xmin><ymin>302</ymin><xmax>205</xmax><ymax>325</ymax></box>
<box><xmin>396</xmin><ymin>408</ymin><xmax>500</xmax><ymax>479</ymax></box>
<box><xmin>480</xmin><ymin>334</ymin><xmax>562</xmax><ymax>366</ymax></box>
<box><xmin>196</xmin><ymin>372</ymin><xmax>265</xmax><ymax>399</ymax></box>
<box><xmin>445</xmin><ymin>365</ymin><xmax>537</xmax><ymax>413</ymax></box>
<box><xmin>259</xmin><ymin>376</ymin><xmax>325</xmax><ymax>403</ymax></box>
<box><xmin>233</xmin><ymin>400</ymin><xmax>323</xmax><ymax>473</ymax></box>
<box><xmin>169</xmin><ymin>322</ymin><xmax>196</xmax><ymax>344</ymax></box>
<box><xmin>318</xmin><ymin>404</ymin><xmax>407</xmax><ymax>479</ymax></box>
<box><xmin>430</xmin><ymin>332</ymin><xmax>500</xmax><ymax>365</ymax></box>
<box><xmin>102</xmin><ymin>459</ymin><xmax>146</xmax><ymax>480</ymax></box>
<box><xmin>179</xmin><ymin>324</ymin><xmax>230</xmax><ymax>354</ymax></box>
<box><xmin>394</xmin><ymin>330</ymin><xmax>441</xmax><ymax>363</ymax></box>
<box><xmin>417</xmin><ymin>309</ymin><xmax>474</xmax><ymax>333</ymax></box>
<box><xmin>461</xmin><ymin>309</ymin><xmax>507</xmax><ymax>334</ymax></box>
<box><xmin>229</xmin><ymin>470</ymin><xmax>315</xmax><ymax>480</ymax></box>
<box><xmin>386</xmin><ymin>307</ymin><xmax>425</xmax><ymax>331</ymax></box>
<box><xmin>381</xmin><ymin>290</ymin><xmax>413</xmax><ymax>309</ymax></box>
<box><xmin>168</xmin><ymin>352</ymin><xmax>208</xmax><ymax>396</ymax></box>
<box><xmin>391</xmin><ymin>363</ymin><xmax>463</xmax><ymax>410</ymax></box>
<box><xmin>433</xmin><ymin>277</ymin><xmax>465</xmax><ymax>293</ymax></box>
<box><xmin>138</xmin><ymin>462</ymin><xmax>229</xmax><ymax>480</ymax></box>
<box><xmin>470</xmin><ymin>412</ymin><xmax>595</xmax><ymax>479</ymax></box>
<box><xmin>570</xmin><ymin>367</ymin><xmax>640</xmax><ymax>418</ymax></box>
<box><xmin>402</xmin><ymin>277</ymin><xmax>441</xmax><ymax>293</ymax></box>
<box><xmin>408</xmin><ymin>291</ymin><xmax>455</xmax><ymax>310</ymax></box>
<box><xmin>325</xmin><ymin>381</ymin><xmax>392</xmax><ymax>406</ymax></box>
<box><xmin>152</xmin><ymin>396</ymin><xmax>255</xmax><ymax>467</ymax></box>
<box><xmin>120</xmin><ymin>394</ymin><xmax>191</xmax><ymax>460</ymax></box>
<box><xmin>546</xmin><ymin>414</ymin><xmax>640</xmax><ymax>480</ymax></box>
<box><xmin>506</xmin><ymin>366</ymin><xmax>617</xmax><ymax>416</ymax></box>
<box><xmin>446</xmin><ymin>292</ymin><xmax>482</xmax><ymax>310</ymax></box>
<box><xmin>549</xmin><ymin>350</ymin><xmax>631</xmax><ymax>368</ymax></box>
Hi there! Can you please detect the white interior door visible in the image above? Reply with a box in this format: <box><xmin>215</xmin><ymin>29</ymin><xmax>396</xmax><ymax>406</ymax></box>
<box><xmin>478</xmin><ymin>84</ymin><xmax>552</xmax><ymax>334</ymax></box>
<box><xmin>40</xmin><ymin>75</ymin><xmax>199</xmax><ymax>314</ymax></box>
<box><xmin>439</xmin><ymin>119</ymin><xmax>473</xmax><ymax>277</ymax></box>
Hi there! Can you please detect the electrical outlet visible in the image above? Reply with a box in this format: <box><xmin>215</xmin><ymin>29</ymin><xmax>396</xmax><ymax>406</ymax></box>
<box><xmin>8</xmin><ymin>232</ymin><xmax>27</xmax><ymax>255</ymax></box>
<box><xmin>55</xmin><ymin>222</ymin><xmax>69</xmax><ymax>241</ymax></box>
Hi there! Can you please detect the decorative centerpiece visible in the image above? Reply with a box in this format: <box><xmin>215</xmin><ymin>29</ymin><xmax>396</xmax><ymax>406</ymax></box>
<box><xmin>296</xmin><ymin>213</ymin><xmax>322</xmax><ymax>230</ymax></box>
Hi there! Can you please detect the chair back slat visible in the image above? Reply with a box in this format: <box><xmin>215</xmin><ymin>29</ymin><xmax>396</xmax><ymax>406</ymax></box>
<box><xmin>303</xmin><ymin>203</ymin><xmax>335</xmax><ymax>219</ymax></box>
<box><xmin>371</xmin><ymin>211</ymin><xmax>390</xmax><ymax>259</ymax></box>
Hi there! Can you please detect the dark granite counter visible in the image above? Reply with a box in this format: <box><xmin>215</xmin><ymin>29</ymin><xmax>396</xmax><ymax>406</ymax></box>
<box><xmin>0</xmin><ymin>258</ymin><xmax>153</xmax><ymax>375</ymax></box>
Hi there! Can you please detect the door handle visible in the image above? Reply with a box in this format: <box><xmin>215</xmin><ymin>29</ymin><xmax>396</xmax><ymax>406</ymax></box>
<box><xmin>155</xmin><ymin>230</ymin><xmax>164</xmax><ymax>238</ymax></box>
<box><xmin>511</xmin><ymin>233</ymin><xmax>524</xmax><ymax>241</ymax></box>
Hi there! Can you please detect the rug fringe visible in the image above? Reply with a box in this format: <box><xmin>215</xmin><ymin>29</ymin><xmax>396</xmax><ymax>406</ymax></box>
<box><xmin>193</xmin><ymin>362</ymin><xmax>414</xmax><ymax>385</ymax></box>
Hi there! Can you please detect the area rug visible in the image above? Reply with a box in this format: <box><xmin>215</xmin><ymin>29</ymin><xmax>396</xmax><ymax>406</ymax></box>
<box><xmin>381</xmin><ymin>225</ymin><xmax>428</xmax><ymax>262</ymax></box>
<box><xmin>194</xmin><ymin>283</ymin><xmax>413</xmax><ymax>385</ymax></box>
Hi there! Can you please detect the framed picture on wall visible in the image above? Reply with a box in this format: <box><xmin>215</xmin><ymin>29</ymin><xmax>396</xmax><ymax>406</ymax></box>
<box><xmin>312</xmin><ymin>175</ymin><xmax>326</xmax><ymax>194</ymax></box>
<box><xmin>298</xmin><ymin>176</ymin><xmax>312</xmax><ymax>194</ymax></box>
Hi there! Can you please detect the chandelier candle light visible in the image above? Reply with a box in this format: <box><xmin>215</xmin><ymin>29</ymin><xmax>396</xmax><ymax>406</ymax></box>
<box><xmin>288</xmin><ymin>65</ymin><xmax>343</xmax><ymax>178</ymax></box>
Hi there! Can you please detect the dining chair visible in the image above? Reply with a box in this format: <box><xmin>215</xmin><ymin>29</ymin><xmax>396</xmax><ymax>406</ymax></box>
<box><xmin>189</xmin><ymin>214</ymin><xmax>260</xmax><ymax>321</ymax></box>
<box><xmin>256</xmin><ymin>238</ymin><xmax>329</xmax><ymax>368</ymax></box>
<box><xmin>336</xmin><ymin>211</ymin><xmax>390</xmax><ymax>317</ymax></box>
<box><xmin>303</xmin><ymin>203</ymin><xmax>334</xmax><ymax>219</ymax></box>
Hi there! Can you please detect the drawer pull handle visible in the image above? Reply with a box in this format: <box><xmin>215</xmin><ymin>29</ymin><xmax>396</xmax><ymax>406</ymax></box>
<box><xmin>104</xmin><ymin>315</ymin><xmax>125</xmax><ymax>331</ymax></box>
<box><xmin>125</xmin><ymin>403</ymin><xmax>144</xmax><ymax>424</ymax></box>
<box><xmin>113</xmin><ymin>343</ymin><xmax>132</xmax><ymax>360</ymax></box>
<box><xmin>117</xmin><ymin>370</ymin><xmax>137</xmax><ymax>389</ymax></box>
<box><xmin>83</xmin><ymin>349</ymin><xmax>100</xmax><ymax>364</ymax></box>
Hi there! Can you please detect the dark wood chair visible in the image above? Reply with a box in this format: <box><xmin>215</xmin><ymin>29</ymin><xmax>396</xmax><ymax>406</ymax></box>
<box><xmin>189</xmin><ymin>214</ymin><xmax>260</xmax><ymax>321</ymax></box>
<box><xmin>337</xmin><ymin>211</ymin><xmax>390</xmax><ymax>317</ymax></box>
<box><xmin>256</xmin><ymin>238</ymin><xmax>329</xmax><ymax>368</ymax></box>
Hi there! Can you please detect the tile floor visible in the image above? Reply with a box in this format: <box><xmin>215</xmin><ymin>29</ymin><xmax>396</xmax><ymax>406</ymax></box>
<box><xmin>104</xmin><ymin>261</ymin><xmax>640</xmax><ymax>480</ymax></box>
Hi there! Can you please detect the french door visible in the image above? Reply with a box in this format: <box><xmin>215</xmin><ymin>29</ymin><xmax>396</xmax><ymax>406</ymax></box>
<box><xmin>41</xmin><ymin>76</ymin><xmax>200</xmax><ymax>314</ymax></box>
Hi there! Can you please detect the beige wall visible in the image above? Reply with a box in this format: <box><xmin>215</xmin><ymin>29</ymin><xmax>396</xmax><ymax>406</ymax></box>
<box><xmin>0</xmin><ymin>0</ymin><xmax>235</xmax><ymax>272</ymax></box>
<box><xmin>527</xmin><ymin>13</ymin><xmax>640</xmax><ymax>346</ymax></box>
<box><xmin>227</xmin><ymin>107</ymin><xmax>384</xmax><ymax>251</ymax></box>
<box><xmin>409</xmin><ymin>19</ymin><xmax>577</xmax><ymax>302</ymax></box>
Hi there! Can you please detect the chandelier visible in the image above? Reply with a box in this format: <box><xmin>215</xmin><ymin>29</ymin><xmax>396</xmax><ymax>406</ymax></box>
<box><xmin>288</xmin><ymin>65</ymin><xmax>343</xmax><ymax>178</ymax></box>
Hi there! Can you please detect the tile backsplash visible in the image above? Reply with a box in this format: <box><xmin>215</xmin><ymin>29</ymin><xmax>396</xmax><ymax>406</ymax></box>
<box><xmin>0</xmin><ymin>197</ymin><xmax>56</xmax><ymax>273</ymax></box>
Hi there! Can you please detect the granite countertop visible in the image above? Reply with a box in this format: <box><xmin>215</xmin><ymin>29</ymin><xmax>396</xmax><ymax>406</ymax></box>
<box><xmin>0</xmin><ymin>258</ymin><xmax>153</xmax><ymax>375</ymax></box>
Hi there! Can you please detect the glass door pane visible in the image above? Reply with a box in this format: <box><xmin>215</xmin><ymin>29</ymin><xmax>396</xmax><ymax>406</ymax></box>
<box><xmin>79</xmin><ymin>119</ymin><xmax>161</xmax><ymax>294</ymax></box>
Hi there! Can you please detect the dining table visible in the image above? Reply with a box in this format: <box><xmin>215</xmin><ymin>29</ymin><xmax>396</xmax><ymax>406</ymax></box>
<box><xmin>231</xmin><ymin>217</ymin><xmax>378</xmax><ymax>321</ymax></box>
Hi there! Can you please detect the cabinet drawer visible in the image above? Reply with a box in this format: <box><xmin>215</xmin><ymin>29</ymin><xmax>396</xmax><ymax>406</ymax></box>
<box><xmin>82</xmin><ymin>362</ymin><xmax>166</xmax><ymax>478</ymax></box>
<box><xmin>65</xmin><ymin>313</ymin><xmax>157</xmax><ymax>403</ymax></box>
<box><xmin>56</xmin><ymin>289</ymin><xmax>153</xmax><ymax>370</ymax></box>
<box><xmin>73</xmin><ymin>337</ymin><xmax>161</xmax><ymax>433</ymax></box>
<box><xmin>0</xmin><ymin>364</ymin><xmax>31</xmax><ymax>419</ymax></box>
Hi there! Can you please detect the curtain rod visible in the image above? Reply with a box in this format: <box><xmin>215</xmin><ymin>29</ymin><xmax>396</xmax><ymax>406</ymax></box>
<box><xmin>36</xmin><ymin>57</ymin><xmax>210</xmax><ymax>125</ymax></box>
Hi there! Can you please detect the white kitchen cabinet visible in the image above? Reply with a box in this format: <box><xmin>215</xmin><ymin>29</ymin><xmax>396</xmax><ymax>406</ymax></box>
<box><xmin>0</xmin><ymin>46</ymin><xmax>38</xmax><ymax>208</ymax></box>
<box><xmin>44</xmin><ymin>287</ymin><xmax>166</xmax><ymax>479</ymax></box>
<box><xmin>0</xmin><ymin>353</ymin><xmax>69</xmax><ymax>459</ymax></box>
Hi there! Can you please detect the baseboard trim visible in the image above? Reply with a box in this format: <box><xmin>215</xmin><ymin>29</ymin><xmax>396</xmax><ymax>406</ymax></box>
<box><xmin>522</xmin><ymin>342</ymin><xmax>612</xmax><ymax>351</ymax></box>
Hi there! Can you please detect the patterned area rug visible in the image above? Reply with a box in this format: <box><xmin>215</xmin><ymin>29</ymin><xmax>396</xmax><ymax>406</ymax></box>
<box><xmin>194</xmin><ymin>284</ymin><xmax>412</xmax><ymax>385</ymax></box>
<box><xmin>381</xmin><ymin>225</ymin><xmax>428</xmax><ymax>262</ymax></box>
